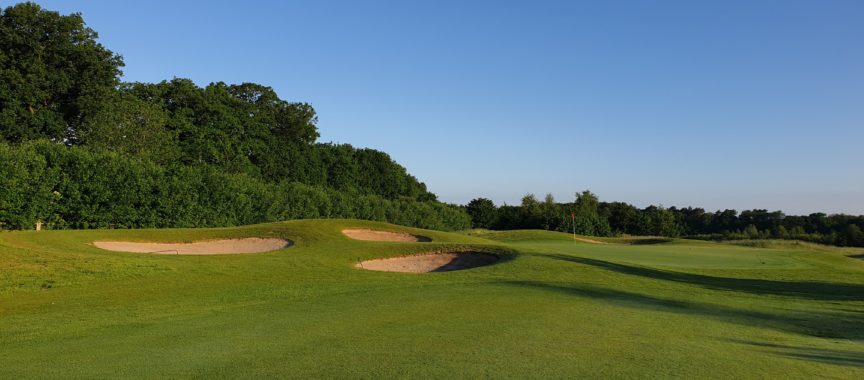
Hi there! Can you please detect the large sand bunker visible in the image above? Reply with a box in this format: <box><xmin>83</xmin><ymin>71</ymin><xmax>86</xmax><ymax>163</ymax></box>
<box><xmin>356</xmin><ymin>252</ymin><xmax>498</xmax><ymax>273</ymax></box>
<box><xmin>342</xmin><ymin>229</ymin><xmax>431</xmax><ymax>242</ymax></box>
<box><xmin>92</xmin><ymin>238</ymin><xmax>291</xmax><ymax>255</ymax></box>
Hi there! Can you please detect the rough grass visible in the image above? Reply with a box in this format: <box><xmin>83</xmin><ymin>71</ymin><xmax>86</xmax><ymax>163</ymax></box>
<box><xmin>1</xmin><ymin>220</ymin><xmax>863</xmax><ymax>378</ymax></box>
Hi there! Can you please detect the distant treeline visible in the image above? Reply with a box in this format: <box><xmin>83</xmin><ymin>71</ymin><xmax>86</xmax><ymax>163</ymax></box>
<box><xmin>465</xmin><ymin>192</ymin><xmax>864</xmax><ymax>247</ymax></box>
<box><xmin>0</xmin><ymin>3</ymin><xmax>468</xmax><ymax>231</ymax></box>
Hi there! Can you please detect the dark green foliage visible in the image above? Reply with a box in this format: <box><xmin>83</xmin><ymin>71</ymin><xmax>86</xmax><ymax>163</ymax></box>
<box><xmin>600</xmin><ymin>202</ymin><xmax>640</xmax><ymax>235</ymax></box>
<box><xmin>540</xmin><ymin>194</ymin><xmax>558</xmax><ymax>230</ymax></box>
<box><xmin>519</xmin><ymin>194</ymin><xmax>541</xmax><ymax>229</ymax></box>
<box><xmin>466</xmin><ymin>198</ymin><xmax>497</xmax><ymax>229</ymax></box>
<box><xmin>640</xmin><ymin>206</ymin><xmax>681</xmax><ymax>237</ymax></box>
<box><xmin>353</xmin><ymin>147</ymin><xmax>433</xmax><ymax>200</ymax></box>
<box><xmin>0</xmin><ymin>2</ymin><xmax>123</xmax><ymax>143</ymax></box>
<box><xmin>78</xmin><ymin>88</ymin><xmax>178</xmax><ymax>164</ymax></box>
<box><xmin>573</xmin><ymin>190</ymin><xmax>612</xmax><ymax>236</ymax></box>
<box><xmin>841</xmin><ymin>225</ymin><xmax>864</xmax><ymax>247</ymax></box>
<box><xmin>471</xmin><ymin>190</ymin><xmax>863</xmax><ymax>247</ymax></box>
<box><xmin>0</xmin><ymin>141</ymin><xmax>469</xmax><ymax>231</ymax></box>
<box><xmin>686</xmin><ymin>211</ymin><xmax>864</xmax><ymax>247</ymax></box>
<box><xmin>100</xmin><ymin>79</ymin><xmax>434</xmax><ymax>201</ymax></box>
<box><xmin>486</xmin><ymin>191</ymin><xmax>615</xmax><ymax>237</ymax></box>
<box><xmin>0</xmin><ymin>3</ymin><xmax>452</xmax><ymax>231</ymax></box>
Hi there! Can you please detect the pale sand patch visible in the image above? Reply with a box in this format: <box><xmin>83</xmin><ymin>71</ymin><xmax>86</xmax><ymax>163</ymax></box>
<box><xmin>92</xmin><ymin>238</ymin><xmax>291</xmax><ymax>255</ymax></box>
<box><xmin>574</xmin><ymin>237</ymin><xmax>609</xmax><ymax>244</ymax></box>
<box><xmin>342</xmin><ymin>229</ymin><xmax>431</xmax><ymax>242</ymax></box>
<box><xmin>356</xmin><ymin>252</ymin><xmax>498</xmax><ymax>273</ymax></box>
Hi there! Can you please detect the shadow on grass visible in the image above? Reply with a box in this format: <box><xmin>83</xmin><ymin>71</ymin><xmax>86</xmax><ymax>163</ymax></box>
<box><xmin>849</xmin><ymin>254</ymin><xmax>864</xmax><ymax>260</ymax></box>
<box><xmin>628</xmin><ymin>238</ymin><xmax>674</xmax><ymax>245</ymax></box>
<box><xmin>726</xmin><ymin>339</ymin><xmax>864</xmax><ymax>367</ymax></box>
<box><xmin>500</xmin><ymin>280</ymin><xmax>864</xmax><ymax>340</ymax></box>
<box><xmin>539</xmin><ymin>254</ymin><xmax>864</xmax><ymax>301</ymax></box>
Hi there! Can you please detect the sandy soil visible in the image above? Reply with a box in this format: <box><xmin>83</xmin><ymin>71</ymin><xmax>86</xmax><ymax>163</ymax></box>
<box><xmin>342</xmin><ymin>229</ymin><xmax>431</xmax><ymax>242</ymax></box>
<box><xmin>92</xmin><ymin>238</ymin><xmax>291</xmax><ymax>255</ymax></box>
<box><xmin>356</xmin><ymin>252</ymin><xmax>498</xmax><ymax>273</ymax></box>
<box><xmin>574</xmin><ymin>237</ymin><xmax>609</xmax><ymax>244</ymax></box>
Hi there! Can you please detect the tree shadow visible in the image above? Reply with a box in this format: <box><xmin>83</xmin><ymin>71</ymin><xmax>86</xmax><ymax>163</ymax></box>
<box><xmin>725</xmin><ymin>339</ymin><xmax>864</xmax><ymax>367</ymax></box>
<box><xmin>539</xmin><ymin>254</ymin><xmax>864</xmax><ymax>301</ymax></box>
<box><xmin>500</xmin><ymin>280</ymin><xmax>864</xmax><ymax>340</ymax></box>
<box><xmin>627</xmin><ymin>238</ymin><xmax>673</xmax><ymax>245</ymax></box>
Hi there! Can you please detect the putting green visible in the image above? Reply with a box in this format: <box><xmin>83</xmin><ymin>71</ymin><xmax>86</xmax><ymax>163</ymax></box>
<box><xmin>1</xmin><ymin>219</ymin><xmax>862</xmax><ymax>379</ymax></box>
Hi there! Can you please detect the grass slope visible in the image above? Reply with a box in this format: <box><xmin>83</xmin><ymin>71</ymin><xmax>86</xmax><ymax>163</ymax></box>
<box><xmin>1</xmin><ymin>220</ymin><xmax>862</xmax><ymax>379</ymax></box>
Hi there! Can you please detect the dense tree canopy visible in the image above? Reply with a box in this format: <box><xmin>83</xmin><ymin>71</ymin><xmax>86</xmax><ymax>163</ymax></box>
<box><xmin>0</xmin><ymin>2</ymin><xmax>451</xmax><ymax>231</ymax></box>
<box><xmin>0</xmin><ymin>141</ymin><xmax>469</xmax><ymax>231</ymax></box>
<box><xmin>466</xmin><ymin>198</ymin><xmax>497</xmax><ymax>229</ymax></box>
<box><xmin>0</xmin><ymin>2</ymin><xmax>123</xmax><ymax>143</ymax></box>
<box><xmin>469</xmin><ymin>191</ymin><xmax>864</xmax><ymax>247</ymax></box>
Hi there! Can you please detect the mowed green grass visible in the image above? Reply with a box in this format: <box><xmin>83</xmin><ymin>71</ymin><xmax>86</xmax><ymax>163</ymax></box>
<box><xmin>1</xmin><ymin>220</ymin><xmax>863</xmax><ymax>379</ymax></box>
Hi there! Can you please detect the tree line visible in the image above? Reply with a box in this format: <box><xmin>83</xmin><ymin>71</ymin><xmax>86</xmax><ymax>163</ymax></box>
<box><xmin>0</xmin><ymin>140</ymin><xmax>469</xmax><ymax>231</ymax></box>
<box><xmin>0</xmin><ymin>3</ymin><xmax>434</xmax><ymax>201</ymax></box>
<box><xmin>465</xmin><ymin>192</ymin><xmax>864</xmax><ymax>247</ymax></box>
<box><xmin>0</xmin><ymin>3</ymin><xmax>463</xmax><ymax>231</ymax></box>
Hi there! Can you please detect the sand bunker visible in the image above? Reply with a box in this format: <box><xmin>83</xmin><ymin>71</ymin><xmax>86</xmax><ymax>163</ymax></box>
<box><xmin>575</xmin><ymin>237</ymin><xmax>609</xmax><ymax>244</ymax></box>
<box><xmin>92</xmin><ymin>238</ymin><xmax>290</xmax><ymax>255</ymax></box>
<box><xmin>576</xmin><ymin>237</ymin><xmax>671</xmax><ymax>245</ymax></box>
<box><xmin>356</xmin><ymin>252</ymin><xmax>498</xmax><ymax>273</ymax></box>
<box><xmin>342</xmin><ymin>229</ymin><xmax>431</xmax><ymax>242</ymax></box>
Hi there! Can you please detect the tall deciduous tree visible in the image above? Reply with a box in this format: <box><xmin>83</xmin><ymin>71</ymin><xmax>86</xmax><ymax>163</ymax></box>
<box><xmin>79</xmin><ymin>89</ymin><xmax>178</xmax><ymax>164</ymax></box>
<box><xmin>573</xmin><ymin>190</ymin><xmax>611</xmax><ymax>236</ymax></box>
<box><xmin>466</xmin><ymin>198</ymin><xmax>497</xmax><ymax>229</ymax></box>
<box><xmin>520</xmin><ymin>194</ymin><xmax>541</xmax><ymax>229</ymax></box>
<box><xmin>0</xmin><ymin>2</ymin><xmax>123</xmax><ymax>143</ymax></box>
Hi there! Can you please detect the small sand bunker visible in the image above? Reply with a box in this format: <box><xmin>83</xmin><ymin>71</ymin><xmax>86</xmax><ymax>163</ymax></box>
<box><xmin>342</xmin><ymin>229</ymin><xmax>431</xmax><ymax>242</ymax></box>
<box><xmin>92</xmin><ymin>238</ymin><xmax>290</xmax><ymax>255</ymax></box>
<box><xmin>575</xmin><ymin>237</ymin><xmax>609</xmax><ymax>244</ymax></box>
<box><xmin>356</xmin><ymin>252</ymin><xmax>498</xmax><ymax>273</ymax></box>
<box><xmin>575</xmin><ymin>237</ymin><xmax>671</xmax><ymax>245</ymax></box>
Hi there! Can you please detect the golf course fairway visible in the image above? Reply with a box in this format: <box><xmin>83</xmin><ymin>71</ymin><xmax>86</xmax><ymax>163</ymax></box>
<box><xmin>1</xmin><ymin>219</ymin><xmax>862</xmax><ymax>378</ymax></box>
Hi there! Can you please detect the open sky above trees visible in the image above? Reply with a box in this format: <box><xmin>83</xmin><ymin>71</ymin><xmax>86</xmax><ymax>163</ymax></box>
<box><xmin>28</xmin><ymin>0</ymin><xmax>864</xmax><ymax>214</ymax></box>
<box><xmin>1</xmin><ymin>1</ymin><xmax>862</xmax><ymax>246</ymax></box>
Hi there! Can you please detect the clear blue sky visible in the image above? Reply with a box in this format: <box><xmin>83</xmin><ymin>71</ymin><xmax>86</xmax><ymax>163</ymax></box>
<box><xmin>30</xmin><ymin>0</ymin><xmax>864</xmax><ymax>215</ymax></box>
